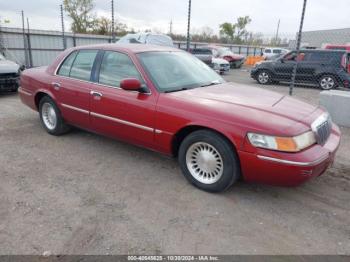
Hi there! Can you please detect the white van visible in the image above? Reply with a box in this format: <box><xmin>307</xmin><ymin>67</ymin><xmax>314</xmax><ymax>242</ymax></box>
<box><xmin>263</xmin><ymin>48</ymin><xmax>289</xmax><ymax>60</ymax></box>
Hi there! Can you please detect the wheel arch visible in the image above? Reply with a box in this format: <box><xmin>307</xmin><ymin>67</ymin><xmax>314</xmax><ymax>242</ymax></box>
<box><xmin>171</xmin><ymin>125</ymin><xmax>239</xmax><ymax>158</ymax></box>
<box><xmin>34</xmin><ymin>90</ymin><xmax>56</xmax><ymax>110</ymax></box>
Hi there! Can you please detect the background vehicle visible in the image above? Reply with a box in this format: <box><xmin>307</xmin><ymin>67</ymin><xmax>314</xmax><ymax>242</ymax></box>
<box><xmin>212</xmin><ymin>57</ymin><xmax>230</xmax><ymax>74</ymax></box>
<box><xmin>205</xmin><ymin>46</ymin><xmax>245</xmax><ymax>68</ymax></box>
<box><xmin>251</xmin><ymin>49</ymin><xmax>350</xmax><ymax>90</ymax></box>
<box><xmin>263</xmin><ymin>48</ymin><xmax>289</xmax><ymax>60</ymax></box>
<box><xmin>324</xmin><ymin>44</ymin><xmax>350</xmax><ymax>51</ymax></box>
<box><xmin>19</xmin><ymin>44</ymin><xmax>340</xmax><ymax>192</ymax></box>
<box><xmin>189</xmin><ymin>48</ymin><xmax>229</xmax><ymax>74</ymax></box>
<box><xmin>190</xmin><ymin>48</ymin><xmax>213</xmax><ymax>66</ymax></box>
<box><xmin>0</xmin><ymin>53</ymin><xmax>23</xmax><ymax>92</ymax></box>
<box><xmin>117</xmin><ymin>33</ymin><xmax>174</xmax><ymax>47</ymax></box>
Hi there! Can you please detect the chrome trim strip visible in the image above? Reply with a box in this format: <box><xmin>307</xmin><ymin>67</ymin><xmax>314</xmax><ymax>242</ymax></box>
<box><xmin>257</xmin><ymin>154</ymin><xmax>329</xmax><ymax>167</ymax></box>
<box><xmin>18</xmin><ymin>88</ymin><xmax>32</xmax><ymax>96</ymax></box>
<box><xmin>90</xmin><ymin>112</ymin><xmax>154</xmax><ymax>132</ymax></box>
<box><xmin>61</xmin><ymin>103</ymin><xmax>89</xmax><ymax>114</ymax></box>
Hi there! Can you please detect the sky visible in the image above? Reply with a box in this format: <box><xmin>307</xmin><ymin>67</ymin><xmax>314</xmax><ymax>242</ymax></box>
<box><xmin>0</xmin><ymin>0</ymin><xmax>349</xmax><ymax>39</ymax></box>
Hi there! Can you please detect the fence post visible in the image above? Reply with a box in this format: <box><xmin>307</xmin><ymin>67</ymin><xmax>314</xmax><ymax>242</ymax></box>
<box><xmin>246</xmin><ymin>46</ymin><xmax>250</xmax><ymax>56</ymax></box>
<box><xmin>26</xmin><ymin>18</ymin><xmax>33</xmax><ymax>68</ymax></box>
<box><xmin>60</xmin><ymin>4</ymin><xmax>67</xmax><ymax>50</ymax></box>
<box><xmin>238</xmin><ymin>46</ymin><xmax>241</xmax><ymax>55</ymax></box>
<box><xmin>72</xmin><ymin>34</ymin><xmax>76</xmax><ymax>47</ymax></box>
<box><xmin>21</xmin><ymin>11</ymin><xmax>29</xmax><ymax>68</ymax></box>
<box><xmin>290</xmin><ymin>0</ymin><xmax>308</xmax><ymax>96</ymax></box>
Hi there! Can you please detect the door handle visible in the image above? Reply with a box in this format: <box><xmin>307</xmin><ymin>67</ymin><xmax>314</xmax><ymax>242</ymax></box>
<box><xmin>90</xmin><ymin>91</ymin><xmax>103</xmax><ymax>97</ymax></box>
<box><xmin>51</xmin><ymin>82</ymin><xmax>61</xmax><ymax>90</ymax></box>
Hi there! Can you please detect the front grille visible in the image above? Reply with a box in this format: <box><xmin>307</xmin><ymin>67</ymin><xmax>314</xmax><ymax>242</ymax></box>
<box><xmin>313</xmin><ymin>115</ymin><xmax>332</xmax><ymax>145</ymax></box>
<box><xmin>0</xmin><ymin>73</ymin><xmax>19</xmax><ymax>78</ymax></box>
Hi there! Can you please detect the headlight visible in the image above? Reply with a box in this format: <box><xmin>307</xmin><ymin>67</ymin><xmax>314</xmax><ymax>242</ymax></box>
<box><xmin>247</xmin><ymin>131</ymin><xmax>316</xmax><ymax>152</ymax></box>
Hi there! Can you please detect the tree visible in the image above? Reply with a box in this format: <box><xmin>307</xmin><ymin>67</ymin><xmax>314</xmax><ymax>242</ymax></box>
<box><xmin>219</xmin><ymin>16</ymin><xmax>252</xmax><ymax>44</ymax></box>
<box><xmin>63</xmin><ymin>0</ymin><xmax>96</xmax><ymax>33</ymax></box>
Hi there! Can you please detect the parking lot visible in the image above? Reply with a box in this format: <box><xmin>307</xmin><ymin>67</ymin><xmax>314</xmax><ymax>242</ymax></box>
<box><xmin>0</xmin><ymin>68</ymin><xmax>349</xmax><ymax>255</ymax></box>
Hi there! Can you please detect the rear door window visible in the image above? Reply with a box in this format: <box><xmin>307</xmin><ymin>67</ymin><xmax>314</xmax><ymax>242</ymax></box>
<box><xmin>57</xmin><ymin>51</ymin><xmax>77</xmax><ymax>76</ymax></box>
<box><xmin>265</xmin><ymin>49</ymin><xmax>271</xmax><ymax>53</ymax></box>
<box><xmin>69</xmin><ymin>50</ymin><xmax>98</xmax><ymax>81</ymax></box>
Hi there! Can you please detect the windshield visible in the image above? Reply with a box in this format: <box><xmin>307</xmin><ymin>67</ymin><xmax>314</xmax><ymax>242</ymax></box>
<box><xmin>218</xmin><ymin>48</ymin><xmax>234</xmax><ymax>56</ymax></box>
<box><xmin>0</xmin><ymin>54</ymin><xmax>5</xmax><ymax>61</ymax></box>
<box><xmin>137</xmin><ymin>51</ymin><xmax>224</xmax><ymax>92</ymax></box>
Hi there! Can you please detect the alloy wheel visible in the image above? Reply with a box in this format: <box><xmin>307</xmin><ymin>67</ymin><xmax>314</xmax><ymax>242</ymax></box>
<box><xmin>41</xmin><ymin>102</ymin><xmax>57</xmax><ymax>130</ymax></box>
<box><xmin>185</xmin><ymin>142</ymin><xmax>224</xmax><ymax>184</ymax></box>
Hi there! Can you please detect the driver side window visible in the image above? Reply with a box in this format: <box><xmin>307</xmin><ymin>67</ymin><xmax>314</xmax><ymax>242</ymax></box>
<box><xmin>98</xmin><ymin>51</ymin><xmax>143</xmax><ymax>88</ymax></box>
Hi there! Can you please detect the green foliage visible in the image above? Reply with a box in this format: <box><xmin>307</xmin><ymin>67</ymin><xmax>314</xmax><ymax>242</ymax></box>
<box><xmin>219</xmin><ymin>16</ymin><xmax>252</xmax><ymax>44</ymax></box>
<box><xmin>63</xmin><ymin>0</ymin><xmax>97</xmax><ymax>33</ymax></box>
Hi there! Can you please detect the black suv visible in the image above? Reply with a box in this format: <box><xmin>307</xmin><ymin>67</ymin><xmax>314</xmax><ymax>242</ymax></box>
<box><xmin>251</xmin><ymin>49</ymin><xmax>350</xmax><ymax>90</ymax></box>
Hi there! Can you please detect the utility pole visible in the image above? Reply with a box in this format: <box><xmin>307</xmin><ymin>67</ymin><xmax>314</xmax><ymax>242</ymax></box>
<box><xmin>289</xmin><ymin>0</ymin><xmax>307</xmax><ymax>96</ymax></box>
<box><xmin>169</xmin><ymin>19</ymin><xmax>173</xmax><ymax>35</ymax></box>
<box><xmin>275</xmin><ymin>19</ymin><xmax>280</xmax><ymax>46</ymax></box>
<box><xmin>111</xmin><ymin>0</ymin><xmax>116</xmax><ymax>43</ymax></box>
<box><xmin>60</xmin><ymin>4</ymin><xmax>67</xmax><ymax>50</ymax></box>
<box><xmin>186</xmin><ymin>0</ymin><xmax>192</xmax><ymax>51</ymax></box>
<box><xmin>21</xmin><ymin>10</ymin><xmax>29</xmax><ymax>68</ymax></box>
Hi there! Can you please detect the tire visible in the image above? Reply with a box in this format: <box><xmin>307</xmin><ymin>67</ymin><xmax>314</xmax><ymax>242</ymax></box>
<box><xmin>257</xmin><ymin>70</ymin><xmax>272</xmax><ymax>85</ymax></box>
<box><xmin>319</xmin><ymin>75</ymin><xmax>338</xmax><ymax>90</ymax></box>
<box><xmin>39</xmin><ymin>96</ymin><xmax>70</xmax><ymax>136</ymax></box>
<box><xmin>178</xmin><ymin>130</ymin><xmax>240</xmax><ymax>193</ymax></box>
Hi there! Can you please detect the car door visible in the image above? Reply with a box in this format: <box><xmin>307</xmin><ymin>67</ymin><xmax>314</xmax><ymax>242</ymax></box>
<box><xmin>273</xmin><ymin>52</ymin><xmax>296</xmax><ymax>80</ymax></box>
<box><xmin>52</xmin><ymin>49</ymin><xmax>98</xmax><ymax>129</ymax></box>
<box><xmin>89</xmin><ymin>50</ymin><xmax>157</xmax><ymax>148</ymax></box>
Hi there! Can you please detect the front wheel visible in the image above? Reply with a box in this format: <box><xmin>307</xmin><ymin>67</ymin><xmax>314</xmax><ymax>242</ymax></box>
<box><xmin>178</xmin><ymin>130</ymin><xmax>240</xmax><ymax>193</ymax></box>
<box><xmin>319</xmin><ymin>75</ymin><xmax>338</xmax><ymax>90</ymax></box>
<box><xmin>257</xmin><ymin>70</ymin><xmax>272</xmax><ymax>85</ymax></box>
<box><xmin>39</xmin><ymin>96</ymin><xmax>70</xmax><ymax>136</ymax></box>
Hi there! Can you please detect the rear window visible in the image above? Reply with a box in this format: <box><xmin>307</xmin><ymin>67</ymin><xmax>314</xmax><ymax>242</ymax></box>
<box><xmin>264</xmin><ymin>49</ymin><xmax>271</xmax><ymax>53</ymax></box>
<box><xmin>192</xmin><ymin>49</ymin><xmax>212</xmax><ymax>55</ymax></box>
<box><xmin>308</xmin><ymin>52</ymin><xmax>343</xmax><ymax>63</ymax></box>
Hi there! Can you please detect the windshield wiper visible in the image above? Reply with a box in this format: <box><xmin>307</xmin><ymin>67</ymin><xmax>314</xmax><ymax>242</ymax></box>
<box><xmin>164</xmin><ymin>87</ymin><xmax>190</xmax><ymax>93</ymax></box>
<box><xmin>200</xmin><ymin>80</ymin><xmax>221</xmax><ymax>87</ymax></box>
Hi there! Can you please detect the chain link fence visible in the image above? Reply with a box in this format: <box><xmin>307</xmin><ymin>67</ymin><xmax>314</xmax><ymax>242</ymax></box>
<box><xmin>0</xmin><ymin>0</ymin><xmax>349</xmax><ymax>94</ymax></box>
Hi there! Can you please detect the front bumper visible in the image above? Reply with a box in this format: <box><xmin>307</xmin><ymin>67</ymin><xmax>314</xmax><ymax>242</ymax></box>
<box><xmin>238</xmin><ymin>125</ymin><xmax>341</xmax><ymax>186</ymax></box>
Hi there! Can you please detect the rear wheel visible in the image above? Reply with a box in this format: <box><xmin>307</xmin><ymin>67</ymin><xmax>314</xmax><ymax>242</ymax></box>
<box><xmin>257</xmin><ymin>70</ymin><xmax>272</xmax><ymax>85</ymax></box>
<box><xmin>39</xmin><ymin>96</ymin><xmax>70</xmax><ymax>136</ymax></box>
<box><xmin>178</xmin><ymin>130</ymin><xmax>240</xmax><ymax>193</ymax></box>
<box><xmin>319</xmin><ymin>75</ymin><xmax>338</xmax><ymax>90</ymax></box>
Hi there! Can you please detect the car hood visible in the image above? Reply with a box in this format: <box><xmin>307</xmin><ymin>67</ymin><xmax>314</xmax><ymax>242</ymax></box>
<box><xmin>166</xmin><ymin>82</ymin><xmax>320</xmax><ymax>135</ymax></box>
<box><xmin>212</xmin><ymin>57</ymin><xmax>229</xmax><ymax>64</ymax></box>
<box><xmin>0</xmin><ymin>60</ymin><xmax>20</xmax><ymax>74</ymax></box>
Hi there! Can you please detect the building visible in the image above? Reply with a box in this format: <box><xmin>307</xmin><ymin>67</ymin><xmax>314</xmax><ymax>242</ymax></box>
<box><xmin>289</xmin><ymin>28</ymin><xmax>350</xmax><ymax>49</ymax></box>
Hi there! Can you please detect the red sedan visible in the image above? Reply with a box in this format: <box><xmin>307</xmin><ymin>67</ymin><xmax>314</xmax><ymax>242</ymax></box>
<box><xmin>19</xmin><ymin>44</ymin><xmax>341</xmax><ymax>192</ymax></box>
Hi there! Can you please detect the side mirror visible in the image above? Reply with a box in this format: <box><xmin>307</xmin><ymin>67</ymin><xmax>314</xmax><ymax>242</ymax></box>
<box><xmin>120</xmin><ymin>78</ymin><xmax>142</xmax><ymax>91</ymax></box>
<box><xmin>19</xmin><ymin>64</ymin><xmax>26</xmax><ymax>71</ymax></box>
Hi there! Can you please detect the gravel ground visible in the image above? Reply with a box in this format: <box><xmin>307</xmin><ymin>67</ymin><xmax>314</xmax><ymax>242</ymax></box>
<box><xmin>0</xmin><ymin>69</ymin><xmax>349</xmax><ymax>255</ymax></box>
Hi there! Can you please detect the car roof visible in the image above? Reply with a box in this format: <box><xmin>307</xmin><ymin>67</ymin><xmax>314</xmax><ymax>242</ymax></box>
<box><xmin>299</xmin><ymin>49</ymin><xmax>348</xmax><ymax>53</ymax></box>
<box><xmin>70</xmin><ymin>43</ymin><xmax>180</xmax><ymax>54</ymax></box>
